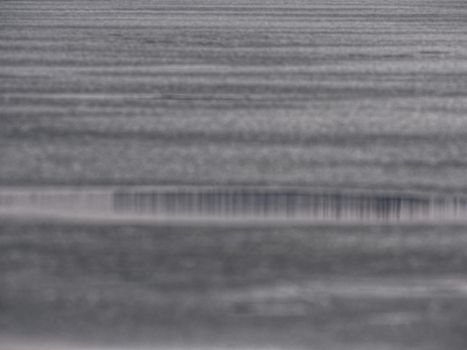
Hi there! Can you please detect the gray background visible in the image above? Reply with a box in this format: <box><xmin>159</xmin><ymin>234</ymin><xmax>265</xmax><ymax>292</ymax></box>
<box><xmin>1</xmin><ymin>1</ymin><xmax>467</xmax><ymax>349</ymax></box>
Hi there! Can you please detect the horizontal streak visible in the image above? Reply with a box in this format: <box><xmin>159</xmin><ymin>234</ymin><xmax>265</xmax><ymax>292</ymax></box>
<box><xmin>0</xmin><ymin>186</ymin><xmax>466</xmax><ymax>224</ymax></box>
